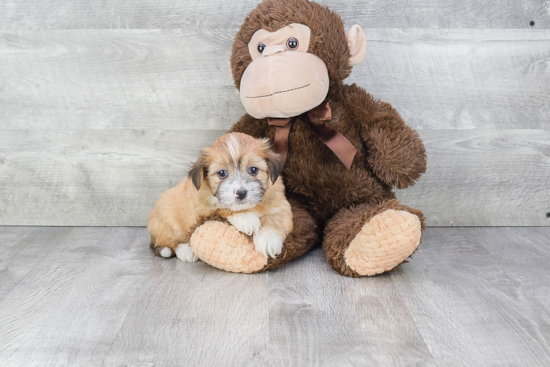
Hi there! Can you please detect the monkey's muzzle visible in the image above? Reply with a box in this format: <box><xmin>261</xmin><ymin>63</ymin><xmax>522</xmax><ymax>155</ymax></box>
<box><xmin>240</xmin><ymin>51</ymin><xmax>330</xmax><ymax>119</ymax></box>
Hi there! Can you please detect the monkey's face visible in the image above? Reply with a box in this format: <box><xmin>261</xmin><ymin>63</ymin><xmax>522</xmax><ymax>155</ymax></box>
<box><xmin>239</xmin><ymin>24</ymin><xmax>330</xmax><ymax>119</ymax></box>
<box><xmin>231</xmin><ymin>0</ymin><xmax>368</xmax><ymax>119</ymax></box>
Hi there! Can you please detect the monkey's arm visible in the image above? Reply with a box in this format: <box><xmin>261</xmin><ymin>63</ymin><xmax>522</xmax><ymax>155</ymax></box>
<box><xmin>229</xmin><ymin>114</ymin><xmax>270</xmax><ymax>138</ymax></box>
<box><xmin>344</xmin><ymin>84</ymin><xmax>427</xmax><ymax>189</ymax></box>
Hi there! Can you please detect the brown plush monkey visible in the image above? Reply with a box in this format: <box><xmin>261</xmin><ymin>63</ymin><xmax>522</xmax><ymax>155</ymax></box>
<box><xmin>165</xmin><ymin>0</ymin><xmax>427</xmax><ymax>277</ymax></box>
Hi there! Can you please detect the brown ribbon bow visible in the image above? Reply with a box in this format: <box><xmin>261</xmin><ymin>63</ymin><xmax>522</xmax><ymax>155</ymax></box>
<box><xmin>267</xmin><ymin>102</ymin><xmax>357</xmax><ymax>169</ymax></box>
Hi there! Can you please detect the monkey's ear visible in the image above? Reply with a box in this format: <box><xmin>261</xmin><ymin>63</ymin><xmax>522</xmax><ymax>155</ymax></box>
<box><xmin>347</xmin><ymin>25</ymin><xmax>367</xmax><ymax>66</ymax></box>
<box><xmin>188</xmin><ymin>155</ymin><xmax>208</xmax><ymax>190</ymax></box>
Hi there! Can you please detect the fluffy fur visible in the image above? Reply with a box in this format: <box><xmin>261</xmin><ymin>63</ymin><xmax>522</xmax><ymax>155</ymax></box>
<box><xmin>159</xmin><ymin>0</ymin><xmax>427</xmax><ymax>276</ymax></box>
<box><xmin>230</xmin><ymin>0</ymin><xmax>353</xmax><ymax>92</ymax></box>
<box><xmin>323</xmin><ymin>199</ymin><xmax>426</xmax><ymax>277</ymax></box>
<box><xmin>225</xmin><ymin>0</ymin><xmax>427</xmax><ymax>276</ymax></box>
<box><xmin>148</xmin><ymin>132</ymin><xmax>293</xmax><ymax>261</ymax></box>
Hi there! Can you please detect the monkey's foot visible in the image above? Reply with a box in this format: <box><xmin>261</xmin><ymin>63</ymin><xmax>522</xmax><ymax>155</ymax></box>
<box><xmin>190</xmin><ymin>221</ymin><xmax>267</xmax><ymax>273</ymax></box>
<box><xmin>344</xmin><ymin>209</ymin><xmax>422</xmax><ymax>276</ymax></box>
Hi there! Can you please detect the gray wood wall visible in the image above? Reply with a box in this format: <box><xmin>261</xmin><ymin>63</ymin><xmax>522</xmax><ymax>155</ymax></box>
<box><xmin>1</xmin><ymin>0</ymin><xmax>549</xmax><ymax>226</ymax></box>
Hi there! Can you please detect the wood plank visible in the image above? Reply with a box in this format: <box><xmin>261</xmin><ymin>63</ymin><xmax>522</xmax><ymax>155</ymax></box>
<box><xmin>267</xmin><ymin>248</ymin><xmax>436</xmax><ymax>366</ymax></box>
<box><xmin>0</xmin><ymin>129</ymin><xmax>224</xmax><ymax>226</ymax></box>
<box><xmin>1</xmin><ymin>226</ymin><xmax>550</xmax><ymax>365</ymax></box>
<box><xmin>1</xmin><ymin>29</ymin><xmax>549</xmax><ymax>131</ymax></box>
<box><xmin>397</xmin><ymin>129</ymin><xmax>550</xmax><ymax>226</ymax></box>
<box><xmin>101</xmin><ymin>249</ymin><xmax>269</xmax><ymax>366</ymax></box>
<box><xmin>0</xmin><ymin>227</ymin><xmax>73</xmax><ymax>301</ymax></box>
<box><xmin>391</xmin><ymin>227</ymin><xmax>550</xmax><ymax>366</ymax></box>
<box><xmin>463</xmin><ymin>227</ymin><xmax>550</xmax><ymax>309</ymax></box>
<box><xmin>352</xmin><ymin>29</ymin><xmax>550</xmax><ymax>130</ymax></box>
<box><xmin>0</xmin><ymin>0</ymin><xmax>548</xmax><ymax>29</ymax></box>
<box><xmin>0</xmin><ymin>227</ymin><xmax>152</xmax><ymax>366</ymax></box>
<box><xmin>1</xmin><ymin>129</ymin><xmax>548</xmax><ymax>226</ymax></box>
<box><xmin>0</xmin><ymin>29</ymin><xmax>244</xmax><ymax>131</ymax></box>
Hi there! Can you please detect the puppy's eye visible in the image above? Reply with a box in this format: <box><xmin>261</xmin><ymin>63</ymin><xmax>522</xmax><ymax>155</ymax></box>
<box><xmin>248</xmin><ymin>167</ymin><xmax>259</xmax><ymax>176</ymax></box>
<box><xmin>286</xmin><ymin>37</ymin><xmax>299</xmax><ymax>50</ymax></box>
<box><xmin>217</xmin><ymin>170</ymin><xmax>228</xmax><ymax>179</ymax></box>
<box><xmin>257</xmin><ymin>43</ymin><xmax>266</xmax><ymax>54</ymax></box>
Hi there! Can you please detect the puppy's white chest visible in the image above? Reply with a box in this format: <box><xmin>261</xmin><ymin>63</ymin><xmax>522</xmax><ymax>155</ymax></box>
<box><xmin>227</xmin><ymin>212</ymin><xmax>261</xmax><ymax>236</ymax></box>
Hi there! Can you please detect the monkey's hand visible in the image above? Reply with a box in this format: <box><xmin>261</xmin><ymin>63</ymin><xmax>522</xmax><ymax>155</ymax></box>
<box><xmin>346</xmin><ymin>85</ymin><xmax>427</xmax><ymax>189</ymax></box>
<box><xmin>362</xmin><ymin>119</ymin><xmax>427</xmax><ymax>189</ymax></box>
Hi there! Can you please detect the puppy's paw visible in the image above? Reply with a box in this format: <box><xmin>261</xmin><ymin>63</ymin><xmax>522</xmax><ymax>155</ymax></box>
<box><xmin>175</xmin><ymin>243</ymin><xmax>200</xmax><ymax>263</ymax></box>
<box><xmin>227</xmin><ymin>212</ymin><xmax>261</xmax><ymax>236</ymax></box>
<box><xmin>153</xmin><ymin>246</ymin><xmax>175</xmax><ymax>258</ymax></box>
<box><xmin>253</xmin><ymin>230</ymin><xmax>283</xmax><ymax>259</ymax></box>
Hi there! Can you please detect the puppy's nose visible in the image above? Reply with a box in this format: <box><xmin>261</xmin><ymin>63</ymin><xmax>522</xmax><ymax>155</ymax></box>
<box><xmin>236</xmin><ymin>189</ymin><xmax>248</xmax><ymax>200</ymax></box>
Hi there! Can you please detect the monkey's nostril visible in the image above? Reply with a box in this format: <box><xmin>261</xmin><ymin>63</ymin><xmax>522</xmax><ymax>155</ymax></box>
<box><xmin>236</xmin><ymin>189</ymin><xmax>248</xmax><ymax>200</ymax></box>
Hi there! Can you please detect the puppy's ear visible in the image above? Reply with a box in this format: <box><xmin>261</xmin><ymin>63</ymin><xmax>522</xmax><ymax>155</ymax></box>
<box><xmin>267</xmin><ymin>152</ymin><xmax>282</xmax><ymax>184</ymax></box>
<box><xmin>188</xmin><ymin>154</ymin><xmax>208</xmax><ymax>190</ymax></box>
<box><xmin>262</xmin><ymin>141</ymin><xmax>282</xmax><ymax>184</ymax></box>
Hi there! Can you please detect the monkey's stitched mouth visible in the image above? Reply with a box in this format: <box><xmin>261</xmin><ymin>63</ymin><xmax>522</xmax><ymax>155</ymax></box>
<box><xmin>245</xmin><ymin>84</ymin><xmax>310</xmax><ymax>99</ymax></box>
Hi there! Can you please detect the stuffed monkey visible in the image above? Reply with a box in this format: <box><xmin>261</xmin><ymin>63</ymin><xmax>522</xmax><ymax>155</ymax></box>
<box><xmin>155</xmin><ymin>0</ymin><xmax>427</xmax><ymax>277</ymax></box>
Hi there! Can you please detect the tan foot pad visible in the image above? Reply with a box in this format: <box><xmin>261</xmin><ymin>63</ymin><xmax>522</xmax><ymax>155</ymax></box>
<box><xmin>190</xmin><ymin>221</ymin><xmax>267</xmax><ymax>274</ymax></box>
<box><xmin>344</xmin><ymin>209</ymin><xmax>421</xmax><ymax>276</ymax></box>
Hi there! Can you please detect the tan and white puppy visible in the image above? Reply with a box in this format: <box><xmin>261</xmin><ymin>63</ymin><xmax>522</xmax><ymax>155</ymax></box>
<box><xmin>148</xmin><ymin>132</ymin><xmax>293</xmax><ymax>262</ymax></box>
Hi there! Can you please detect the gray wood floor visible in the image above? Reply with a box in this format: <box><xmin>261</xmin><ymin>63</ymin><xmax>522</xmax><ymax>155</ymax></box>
<box><xmin>1</xmin><ymin>226</ymin><xmax>549</xmax><ymax>367</ymax></box>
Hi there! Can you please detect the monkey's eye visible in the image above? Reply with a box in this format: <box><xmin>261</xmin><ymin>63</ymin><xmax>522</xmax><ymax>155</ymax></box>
<box><xmin>248</xmin><ymin>167</ymin><xmax>259</xmax><ymax>176</ymax></box>
<box><xmin>286</xmin><ymin>37</ymin><xmax>299</xmax><ymax>50</ymax></box>
<box><xmin>217</xmin><ymin>170</ymin><xmax>228</xmax><ymax>179</ymax></box>
<box><xmin>257</xmin><ymin>43</ymin><xmax>266</xmax><ymax>54</ymax></box>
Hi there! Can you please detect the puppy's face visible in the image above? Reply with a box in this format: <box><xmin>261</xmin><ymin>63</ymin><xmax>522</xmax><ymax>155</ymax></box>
<box><xmin>188</xmin><ymin>133</ymin><xmax>281</xmax><ymax>211</ymax></box>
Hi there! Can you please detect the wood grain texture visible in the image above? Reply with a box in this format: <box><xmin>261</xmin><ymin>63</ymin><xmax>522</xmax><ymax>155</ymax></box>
<box><xmin>1</xmin><ymin>129</ymin><xmax>548</xmax><ymax>226</ymax></box>
<box><xmin>0</xmin><ymin>227</ymin><xmax>71</xmax><ymax>301</ymax></box>
<box><xmin>102</xmin><ymin>250</ymin><xmax>269</xmax><ymax>367</ymax></box>
<box><xmin>1</xmin><ymin>29</ymin><xmax>549</xmax><ymax>131</ymax></box>
<box><xmin>0</xmin><ymin>129</ymin><xmax>224</xmax><ymax>226</ymax></box>
<box><xmin>0</xmin><ymin>227</ymin><xmax>152</xmax><ymax>366</ymax></box>
<box><xmin>351</xmin><ymin>29</ymin><xmax>550</xmax><ymax>130</ymax></box>
<box><xmin>391</xmin><ymin>227</ymin><xmax>550</xmax><ymax>366</ymax></box>
<box><xmin>0</xmin><ymin>29</ymin><xmax>244</xmax><ymax>131</ymax></box>
<box><xmin>267</xmin><ymin>250</ymin><xmax>436</xmax><ymax>366</ymax></box>
<box><xmin>396</xmin><ymin>129</ymin><xmax>550</xmax><ymax>226</ymax></box>
<box><xmin>464</xmin><ymin>227</ymin><xmax>550</xmax><ymax>310</ymax></box>
<box><xmin>1</xmin><ymin>0</ymin><xmax>548</xmax><ymax>29</ymax></box>
<box><xmin>1</xmin><ymin>226</ymin><xmax>550</xmax><ymax>366</ymax></box>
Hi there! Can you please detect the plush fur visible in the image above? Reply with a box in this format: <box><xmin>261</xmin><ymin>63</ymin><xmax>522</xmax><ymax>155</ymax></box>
<box><xmin>175</xmin><ymin>0</ymin><xmax>427</xmax><ymax>277</ymax></box>
<box><xmin>188</xmin><ymin>197</ymin><xmax>318</xmax><ymax>273</ymax></box>
<box><xmin>227</xmin><ymin>0</ymin><xmax>426</xmax><ymax>276</ymax></box>
<box><xmin>148</xmin><ymin>133</ymin><xmax>293</xmax><ymax>261</ymax></box>
<box><xmin>231</xmin><ymin>0</ymin><xmax>353</xmax><ymax>93</ymax></box>
<box><xmin>323</xmin><ymin>199</ymin><xmax>426</xmax><ymax>277</ymax></box>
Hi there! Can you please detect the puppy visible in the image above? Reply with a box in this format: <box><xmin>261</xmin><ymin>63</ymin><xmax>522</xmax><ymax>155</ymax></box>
<box><xmin>148</xmin><ymin>132</ymin><xmax>293</xmax><ymax>262</ymax></box>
